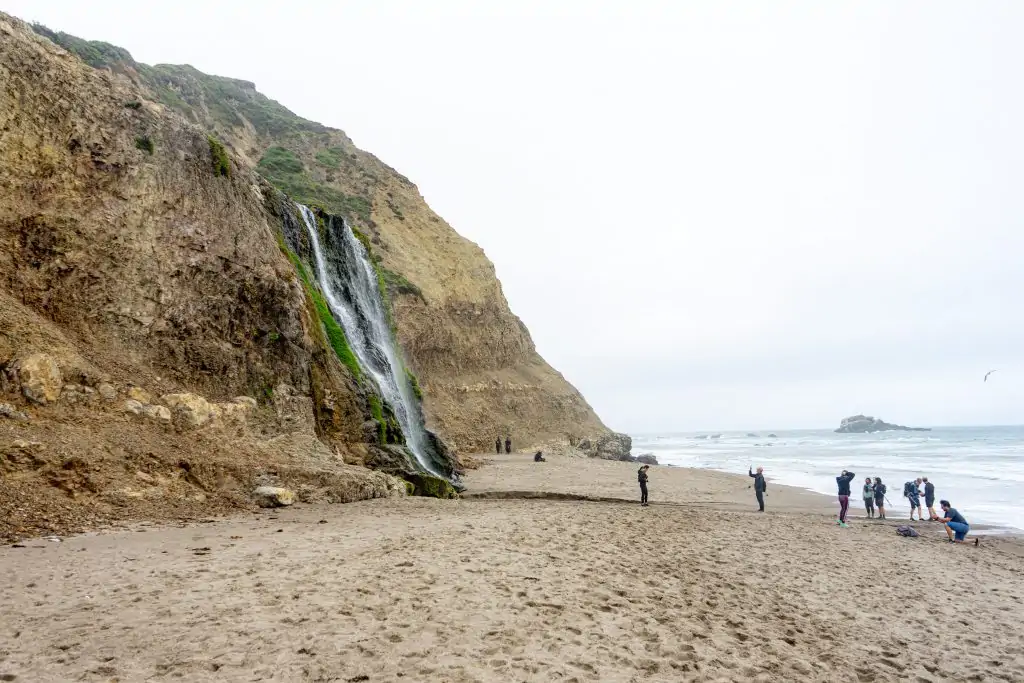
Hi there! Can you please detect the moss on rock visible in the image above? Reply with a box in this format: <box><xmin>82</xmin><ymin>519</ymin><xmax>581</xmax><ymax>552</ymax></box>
<box><xmin>403</xmin><ymin>472</ymin><xmax>458</xmax><ymax>499</ymax></box>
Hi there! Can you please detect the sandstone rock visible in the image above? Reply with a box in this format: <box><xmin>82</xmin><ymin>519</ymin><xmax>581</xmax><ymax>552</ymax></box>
<box><xmin>0</xmin><ymin>403</ymin><xmax>29</xmax><ymax>421</ymax></box>
<box><xmin>14</xmin><ymin>353</ymin><xmax>62</xmax><ymax>404</ymax></box>
<box><xmin>635</xmin><ymin>453</ymin><xmax>659</xmax><ymax>466</ymax></box>
<box><xmin>135</xmin><ymin>471</ymin><xmax>156</xmax><ymax>484</ymax></box>
<box><xmin>253</xmin><ymin>486</ymin><xmax>296</xmax><ymax>507</ymax></box>
<box><xmin>97</xmin><ymin>383</ymin><xmax>117</xmax><ymax>401</ymax></box>
<box><xmin>592</xmin><ymin>432</ymin><xmax>633</xmax><ymax>461</ymax></box>
<box><xmin>161</xmin><ymin>393</ymin><xmax>215</xmax><ymax>428</ymax></box>
<box><xmin>213</xmin><ymin>398</ymin><xmax>254</xmax><ymax>426</ymax></box>
<box><xmin>127</xmin><ymin>386</ymin><xmax>152</xmax><ymax>403</ymax></box>
<box><xmin>231</xmin><ymin>396</ymin><xmax>258</xmax><ymax>409</ymax></box>
<box><xmin>123</xmin><ymin>399</ymin><xmax>145</xmax><ymax>415</ymax></box>
<box><xmin>142</xmin><ymin>404</ymin><xmax>171</xmax><ymax>423</ymax></box>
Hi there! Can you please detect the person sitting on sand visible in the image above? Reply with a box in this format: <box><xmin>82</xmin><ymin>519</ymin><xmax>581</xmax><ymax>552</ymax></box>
<box><xmin>748</xmin><ymin>466</ymin><xmax>766</xmax><ymax>512</ymax></box>
<box><xmin>872</xmin><ymin>477</ymin><xmax>887</xmax><ymax>520</ymax></box>
<box><xmin>937</xmin><ymin>500</ymin><xmax>972</xmax><ymax>544</ymax></box>
<box><xmin>923</xmin><ymin>477</ymin><xmax>937</xmax><ymax>520</ymax></box>
<box><xmin>863</xmin><ymin>477</ymin><xmax>876</xmax><ymax>518</ymax></box>
<box><xmin>836</xmin><ymin>469</ymin><xmax>856</xmax><ymax>527</ymax></box>
<box><xmin>638</xmin><ymin>464</ymin><xmax>650</xmax><ymax>507</ymax></box>
<box><xmin>533</xmin><ymin>451</ymin><xmax>545</xmax><ymax>462</ymax></box>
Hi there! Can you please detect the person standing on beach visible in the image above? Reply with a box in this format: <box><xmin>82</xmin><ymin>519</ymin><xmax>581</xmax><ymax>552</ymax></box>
<box><xmin>836</xmin><ymin>470</ymin><xmax>856</xmax><ymax>527</ymax></box>
<box><xmin>638</xmin><ymin>464</ymin><xmax>650</xmax><ymax>507</ymax></box>
<box><xmin>873</xmin><ymin>477</ymin><xmax>887</xmax><ymax>520</ymax></box>
<box><xmin>495</xmin><ymin>437</ymin><xmax>501</xmax><ymax>455</ymax></box>
<box><xmin>905</xmin><ymin>478</ymin><xmax>924</xmax><ymax>521</ymax></box>
<box><xmin>937</xmin><ymin>500</ymin><xmax>971</xmax><ymax>543</ymax></box>
<box><xmin>923</xmin><ymin>477</ymin><xmax>937</xmax><ymax>520</ymax></box>
<box><xmin>504</xmin><ymin>437</ymin><xmax>512</xmax><ymax>454</ymax></box>
<box><xmin>863</xmin><ymin>477</ymin><xmax>876</xmax><ymax>518</ymax></box>
<box><xmin>748</xmin><ymin>466</ymin><xmax>766</xmax><ymax>512</ymax></box>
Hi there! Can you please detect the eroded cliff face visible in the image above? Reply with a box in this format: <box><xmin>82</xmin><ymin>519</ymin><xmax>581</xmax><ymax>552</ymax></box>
<box><xmin>0</xmin><ymin>14</ymin><xmax>408</xmax><ymax>539</ymax></box>
<box><xmin>20</xmin><ymin>25</ymin><xmax>613</xmax><ymax>455</ymax></box>
<box><xmin>0</xmin><ymin>13</ymin><xmax>622</xmax><ymax>537</ymax></box>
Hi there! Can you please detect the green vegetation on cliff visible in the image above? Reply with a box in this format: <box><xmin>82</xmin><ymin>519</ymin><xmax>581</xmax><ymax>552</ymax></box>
<box><xmin>208</xmin><ymin>136</ymin><xmax>230</xmax><ymax>177</ymax></box>
<box><xmin>257</xmin><ymin>148</ymin><xmax>371</xmax><ymax>223</ymax></box>
<box><xmin>280</xmin><ymin>242</ymin><xmax>361</xmax><ymax>381</ymax></box>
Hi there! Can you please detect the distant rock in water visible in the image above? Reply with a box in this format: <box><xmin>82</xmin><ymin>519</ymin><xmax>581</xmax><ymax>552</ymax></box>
<box><xmin>835</xmin><ymin>415</ymin><xmax>931</xmax><ymax>434</ymax></box>
<box><xmin>767</xmin><ymin>434</ymin><xmax>778</xmax><ymax>438</ymax></box>
<box><xmin>746</xmin><ymin>433</ymin><xmax>758</xmax><ymax>438</ymax></box>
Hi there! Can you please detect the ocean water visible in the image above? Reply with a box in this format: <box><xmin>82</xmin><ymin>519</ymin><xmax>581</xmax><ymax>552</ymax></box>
<box><xmin>633</xmin><ymin>426</ymin><xmax>1024</xmax><ymax>531</ymax></box>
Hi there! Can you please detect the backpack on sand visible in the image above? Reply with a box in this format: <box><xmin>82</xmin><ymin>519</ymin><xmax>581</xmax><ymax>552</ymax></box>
<box><xmin>902</xmin><ymin>481</ymin><xmax>916</xmax><ymax>498</ymax></box>
<box><xmin>896</xmin><ymin>525</ymin><xmax>919</xmax><ymax>538</ymax></box>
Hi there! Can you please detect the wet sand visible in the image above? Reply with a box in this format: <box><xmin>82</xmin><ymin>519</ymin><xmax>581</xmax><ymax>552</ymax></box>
<box><xmin>1</xmin><ymin>454</ymin><xmax>1023</xmax><ymax>682</ymax></box>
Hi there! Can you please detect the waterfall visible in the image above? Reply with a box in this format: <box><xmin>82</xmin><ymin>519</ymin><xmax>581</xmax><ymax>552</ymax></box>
<box><xmin>296</xmin><ymin>204</ymin><xmax>443</xmax><ymax>478</ymax></box>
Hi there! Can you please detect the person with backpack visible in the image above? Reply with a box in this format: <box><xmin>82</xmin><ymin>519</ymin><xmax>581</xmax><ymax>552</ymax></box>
<box><xmin>862</xmin><ymin>477</ymin><xmax>876</xmax><ymax>518</ymax></box>
<box><xmin>748</xmin><ymin>466</ymin><xmax>766</xmax><ymax>512</ymax></box>
<box><xmin>937</xmin><ymin>500</ymin><xmax>971</xmax><ymax>543</ymax></box>
<box><xmin>872</xmin><ymin>477</ymin><xmax>887</xmax><ymax>520</ymax></box>
<box><xmin>638</xmin><ymin>464</ymin><xmax>650</xmax><ymax>507</ymax></box>
<box><xmin>904</xmin><ymin>479</ymin><xmax>924</xmax><ymax>521</ymax></box>
<box><xmin>922</xmin><ymin>477</ymin><xmax>937</xmax><ymax>520</ymax></box>
<box><xmin>835</xmin><ymin>470</ymin><xmax>856</xmax><ymax>527</ymax></box>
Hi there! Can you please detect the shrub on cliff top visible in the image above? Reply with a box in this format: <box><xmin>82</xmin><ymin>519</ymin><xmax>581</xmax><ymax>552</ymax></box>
<box><xmin>208</xmin><ymin>135</ymin><xmax>230</xmax><ymax>177</ymax></box>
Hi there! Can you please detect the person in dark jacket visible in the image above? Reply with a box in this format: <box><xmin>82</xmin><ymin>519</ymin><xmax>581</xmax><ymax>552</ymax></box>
<box><xmin>836</xmin><ymin>470</ymin><xmax>856</xmax><ymax>526</ymax></box>
<box><xmin>872</xmin><ymin>477</ymin><xmax>887</xmax><ymax>520</ymax></box>
<box><xmin>748</xmin><ymin>466</ymin><xmax>766</xmax><ymax>512</ymax></box>
<box><xmin>923</xmin><ymin>477</ymin><xmax>937</xmax><ymax>520</ymax></box>
<box><xmin>638</xmin><ymin>465</ymin><xmax>650</xmax><ymax>506</ymax></box>
<box><xmin>495</xmin><ymin>437</ymin><xmax>501</xmax><ymax>455</ymax></box>
<box><xmin>533</xmin><ymin>450</ymin><xmax>545</xmax><ymax>462</ymax></box>
<box><xmin>504</xmin><ymin>437</ymin><xmax>511</xmax><ymax>454</ymax></box>
<box><xmin>937</xmin><ymin>500</ymin><xmax>971</xmax><ymax>543</ymax></box>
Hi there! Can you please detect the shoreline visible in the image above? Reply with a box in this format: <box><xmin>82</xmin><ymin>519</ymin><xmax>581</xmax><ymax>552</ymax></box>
<box><xmin>3</xmin><ymin>453</ymin><xmax>1024</xmax><ymax>682</ymax></box>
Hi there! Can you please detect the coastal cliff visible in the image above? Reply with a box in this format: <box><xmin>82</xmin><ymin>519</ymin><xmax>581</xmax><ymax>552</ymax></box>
<box><xmin>0</xmin><ymin>13</ymin><xmax>622</xmax><ymax>538</ymax></box>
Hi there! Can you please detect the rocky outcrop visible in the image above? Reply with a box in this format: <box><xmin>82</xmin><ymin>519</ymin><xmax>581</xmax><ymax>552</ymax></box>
<box><xmin>635</xmin><ymin>453</ymin><xmax>659</xmax><ymax>466</ymax></box>
<box><xmin>835</xmin><ymin>415</ymin><xmax>931</xmax><ymax>433</ymax></box>
<box><xmin>252</xmin><ymin>486</ymin><xmax>296</xmax><ymax>508</ymax></box>
<box><xmin>11</xmin><ymin>353</ymin><xmax>62</xmax><ymax>404</ymax></box>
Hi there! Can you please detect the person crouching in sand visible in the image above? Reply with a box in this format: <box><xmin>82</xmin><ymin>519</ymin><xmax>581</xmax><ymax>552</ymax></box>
<box><xmin>873</xmin><ymin>477</ymin><xmax>887</xmax><ymax>520</ymax></box>
<box><xmin>863</xmin><ymin>477</ymin><xmax>876</xmax><ymax>518</ymax></box>
<box><xmin>836</xmin><ymin>469</ymin><xmax>856</xmax><ymax>527</ymax></box>
<box><xmin>638</xmin><ymin>464</ymin><xmax>650</xmax><ymax>507</ymax></box>
<box><xmin>937</xmin><ymin>500</ymin><xmax>974</xmax><ymax>544</ymax></box>
<box><xmin>748</xmin><ymin>466</ymin><xmax>766</xmax><ymax>512</ymax></box>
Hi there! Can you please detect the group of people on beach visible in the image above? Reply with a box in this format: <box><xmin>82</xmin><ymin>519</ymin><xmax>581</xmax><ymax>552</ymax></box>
<box><xmin>835</xmin><ymin>470</ymin><xmax>970</xmax><ymax>542</ymax></box>
<box><xmin>636</xmin><ymin>465</ymin><xmax>974</xmax><ymax>545</ymax></box>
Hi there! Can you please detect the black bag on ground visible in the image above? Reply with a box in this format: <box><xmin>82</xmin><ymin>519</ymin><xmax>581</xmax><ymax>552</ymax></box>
<box><xmin>895</xmin><ymin>525</ymin><xmax>919</xmax><ymax>537</ymax></box>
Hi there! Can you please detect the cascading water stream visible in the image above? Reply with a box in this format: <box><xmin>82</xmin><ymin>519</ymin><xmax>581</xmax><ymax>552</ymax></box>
<box><xmin>296</xmin><ymin>204</ymin><xmax>443</xmax><ymax>478</ymax></box>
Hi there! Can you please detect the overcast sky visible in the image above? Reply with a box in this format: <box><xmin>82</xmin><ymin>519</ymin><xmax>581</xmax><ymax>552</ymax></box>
<box><xmin>5</xmin><ymin>0</ymin><xmax>1023</xmax><ymax>431</ymax></box>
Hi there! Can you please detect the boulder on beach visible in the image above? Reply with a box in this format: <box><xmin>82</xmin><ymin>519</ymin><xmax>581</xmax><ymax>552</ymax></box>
<box><xmin>835</xmin><ymin>415</ymin><xmax>930</xmax><ymax>434</ymax></box>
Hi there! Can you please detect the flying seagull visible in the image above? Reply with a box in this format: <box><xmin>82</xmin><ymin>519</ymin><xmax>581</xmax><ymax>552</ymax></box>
<box><xmin>984</xmin><ymin>369</ymin><xmax>997</xmax><ymax>382</ymax></box>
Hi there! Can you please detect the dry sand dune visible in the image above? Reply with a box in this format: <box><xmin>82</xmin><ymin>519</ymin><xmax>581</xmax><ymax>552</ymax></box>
<box><xmin>1</xmin><ymin>454</ymin><xmax>1023</xmax><ymax>682</ymax></box>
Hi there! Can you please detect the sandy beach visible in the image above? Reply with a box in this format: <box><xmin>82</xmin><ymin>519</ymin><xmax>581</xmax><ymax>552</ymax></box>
<box><xmin>2</xmin><ymin>454</ymin><xmax>1023</xmax><ymax>683</ymax></box>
